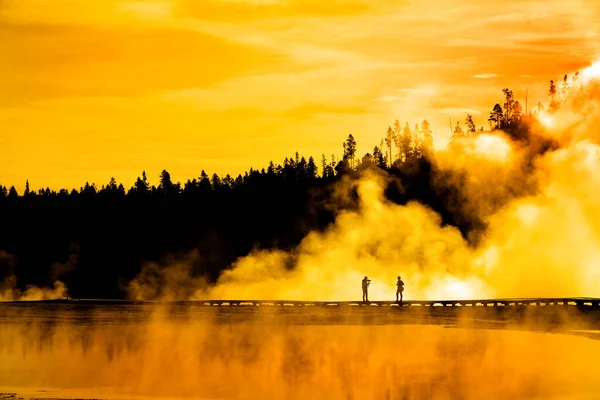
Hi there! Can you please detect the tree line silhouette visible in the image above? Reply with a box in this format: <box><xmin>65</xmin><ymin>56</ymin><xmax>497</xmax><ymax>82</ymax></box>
<box><xmin>0</xmin><ymin>80</ymin><xmax>571</xmax><ymax>299</ymax></box>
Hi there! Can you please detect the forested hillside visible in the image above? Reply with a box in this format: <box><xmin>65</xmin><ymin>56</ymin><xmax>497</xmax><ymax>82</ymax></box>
<box><xmin>0</xmin><ymin>82</ymin><xmax>566</xmax><ymax>299</ymax></box>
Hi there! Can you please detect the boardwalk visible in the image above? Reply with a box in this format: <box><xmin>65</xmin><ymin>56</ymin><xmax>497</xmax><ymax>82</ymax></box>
<box><xmin>21</xmin><ymin>297</ymin><xmax>600</xmax><ymax>308</ymax></box>
<box><xmin>171</xmin><ymin>297</ymin><xmax>600</xmax><ymax>307</ymax></box>
<box><xmin>2</xmin><ymin>298</ymin><xmax>600</xmax><ymax>334</ymax></box>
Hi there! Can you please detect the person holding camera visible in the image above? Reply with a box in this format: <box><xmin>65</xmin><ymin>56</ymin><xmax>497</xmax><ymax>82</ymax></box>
<box><xmin>396</xmin><ymin>276</ymin><xmax>405</xmax><ymax>303</ymax></box>
<box><xmin>362</xmin><ymin>276</ymin><xmax>371</xmax><ymax>302</ymax></box>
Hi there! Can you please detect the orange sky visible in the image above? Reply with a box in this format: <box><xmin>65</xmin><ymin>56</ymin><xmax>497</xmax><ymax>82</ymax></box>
<box><xmin>1</xmin><ymin>0</ymin><xmax>600</xmax><ymax>191</ymax></box>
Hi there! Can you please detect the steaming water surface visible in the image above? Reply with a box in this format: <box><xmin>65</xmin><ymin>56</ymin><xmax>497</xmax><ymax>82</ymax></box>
<box><xmin>1</xmin><ymin>303</ymin><xmax>599</xmax><ymax>400</ymax></box>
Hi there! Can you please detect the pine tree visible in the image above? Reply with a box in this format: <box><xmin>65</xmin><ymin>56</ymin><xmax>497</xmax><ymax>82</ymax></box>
<box><xmin>343</xmin><ymin>134</ymin><xmax>357</xmax><ymax>170</ymax></box>
<box><xmin>307</xmin><ymin>156</ymin><xmax>318</xmax><ymax>179</ymax></box>
<box><xmin>385</xmin><ymin>126</ymin><xmax>394</xmax><ymax>167</ymax></box>
<box><xmin>502</xmin><ymin>88</ymin><xmax>515</xmax><ymax>126</ymax></box>
<box><xmin>8</xmin><ymin>186</ymin><xmax>18</xmax><ymax>198</ymax></box>
<box><xmin>465</xmin><ymin>114</ymin><xmax>476</xmax><ymax>134</ymax></box>
<box><xmin>361</xmin><ymin>153</ymin><xmax>373</xmax><ymax>169</ymax></box>
<box><xmin>133</xmin><ymin>171</ymin><xmax>150</xmax><ymax>194</ymax></box>
<box><xmin>199</xmin><ymin>170</ymin><xmax>212</xmax><ymax>193</ymax></box>
<box><xmin>421</xmin><ymin>119</ymin><xmax>433</xmax><ymax>150</ymax></box>
<box><xmin>373</xmin><ymin>146</ymin><xmax>386</xmax><ymax>168</ymax></box>
<box><xmin>488</xmin><ymin>104</ymin><xmax>503</xmax><ymax>130</ymax></box>
<box><xmin>401</xmin><ymin>123</ymin><xmax>412</xmax><ymax>162</ymax></box>
<box><xmin>159</xmin><ymin>170</ymin><xmax>174</xmax><ymax>194</ymax></box>
<box><xmin>211</xmin><ymin>173</ymin><xmax>222</xmax><ymax>190</ymax></box>
<box><xmin>549</xmin><ymin>80</ymin><xmax>558</xmax><ymax>111</ymax></box>
<box><xmin>450</xmin><ymin>121</ymin><xmax>464</xmax><ymax>143</ymax></box>
<box><xmin>513</xmin><ymin>101</ymin><xmax>523</xmax><ymax>121</ymax></box>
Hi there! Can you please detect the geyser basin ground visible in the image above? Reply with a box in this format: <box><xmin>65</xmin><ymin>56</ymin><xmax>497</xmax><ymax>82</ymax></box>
<box><xmin>1</xmin><ymin>302</ymin><xmax>599</xmax><ymax>400</ymax></box>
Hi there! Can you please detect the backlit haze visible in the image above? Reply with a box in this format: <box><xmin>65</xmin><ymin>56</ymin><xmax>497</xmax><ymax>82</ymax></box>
<box><xmin>2</xmin><ymin>0</ymin><xmax>600</xmax><ymax>191</ymax></box>
<box><xmin>122</xmin><ymin>60</ymin><xmax>600</xmax><ymax>302</ymax></box>
<box><xmin>4</xmin><ymin>4</ymin><xmax>600</xmax><ymax>398</ymax></box>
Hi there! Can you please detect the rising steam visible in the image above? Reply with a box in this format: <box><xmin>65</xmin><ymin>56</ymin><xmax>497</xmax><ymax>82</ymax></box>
<box><xmin>0</xmin><ymin>250</ymin><xmax>70</xmax><ymax>301</ymax></box>
<box><xmin>125</xmin><ymin>68</ymin><xmax>600</xmax><ymax>302</ymax></box>
<box><xmin>3</xmin><ymin>309</ymin><xmax>600</xmax><ymax>400</ymax></box>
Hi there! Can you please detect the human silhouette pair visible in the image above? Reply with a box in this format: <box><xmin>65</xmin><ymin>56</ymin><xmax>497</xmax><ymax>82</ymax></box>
<box><xmin>361</xmin><ymin>276</ymin><xmax>404</xmax><ymax>302</ymax></box>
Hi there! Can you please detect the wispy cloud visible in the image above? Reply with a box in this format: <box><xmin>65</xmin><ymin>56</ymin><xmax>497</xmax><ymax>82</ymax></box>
<box><xmin>374</xmin><ymin>87</ymin><xmax>436</xmax><ymax>102</ymax></box>
<box><xmin>374</xmin><ymin>96</ymin><xmax>401</xmax><ymax>102</ymax></box>
<box><xmin>2</xmin><ymin>0</ymin><xmax>600</xmax><ymax>188</ymax></box>
<box><xmin>473</xmin><ymin>73</ymin><xmax>499</xmax><ymax>79</ymax></box>
<box><xmin>397</xmin><ymin>88</ymin><xmax>436</xmax><ymax>95</ymax></box>
<box><xmin>439</xmin><ymin>108</ymin><xmax>482</xmax><ymax>115</ymax></box>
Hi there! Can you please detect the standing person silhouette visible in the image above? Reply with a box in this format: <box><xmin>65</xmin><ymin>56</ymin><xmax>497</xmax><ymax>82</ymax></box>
<box><xmin>362</xmin><ymin>276</ymin><xmax>371</xmax><ymax>302</ymax></box>
<box><xmin>396</xmin><ymin>276</ymin><xmax>405</xmax><ymax>302</ymax></box>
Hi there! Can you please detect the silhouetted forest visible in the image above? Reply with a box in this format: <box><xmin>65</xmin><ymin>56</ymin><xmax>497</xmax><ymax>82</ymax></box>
<box><xmin>0</xmin><ymin>83</ymin><xmax>566</xmax><ymax>299</ymax></box>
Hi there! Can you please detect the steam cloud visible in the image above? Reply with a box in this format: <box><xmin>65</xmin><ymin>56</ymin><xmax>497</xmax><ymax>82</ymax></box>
<box><xmin>4</xmin><ymin>68</ymin><xmax>600</xmax><ymax>400</ymax></box>
<box><xmin>2</xmin><ymin>306</ymin><xmax>600</xmax><ymax>399</ymax></box>
<box><xmin>0</xmin><ymin>250</ymin><xmax>70</xmax><ymax>301</ymax></box>
<box><xmin>128</xmin><ymin>73</ymin><xmax>600</xmax><ymax>301</ymax></box>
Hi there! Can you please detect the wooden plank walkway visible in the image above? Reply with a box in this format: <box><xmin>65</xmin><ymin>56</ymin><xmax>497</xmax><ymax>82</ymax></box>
<box><xmin>182</xmin><ymin>298</ymin><xmax>600</xmax><ymax>308</ymax></box>
<box><xmin>9</xmin><ymin>297</ymin><xmax>600</xmax><ymax>308</ymax></box>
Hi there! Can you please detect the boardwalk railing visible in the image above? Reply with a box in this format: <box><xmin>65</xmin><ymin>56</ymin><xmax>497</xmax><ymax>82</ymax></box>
<box><xmin>8</xmin><ymin>297</ymin><xmax>600</xmax><ymax>308</ymax></box>
<box><xmin>158</xmin><ymin>298</ymin><xmax>600</xmax><ymax>308</ymax></box>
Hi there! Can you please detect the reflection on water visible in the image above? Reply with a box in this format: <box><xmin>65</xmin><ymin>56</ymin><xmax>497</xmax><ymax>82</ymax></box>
<box><xmin>1</xmin><ymin>303</ymin><xmax>599</xmax><ymax>399</ymax></box>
